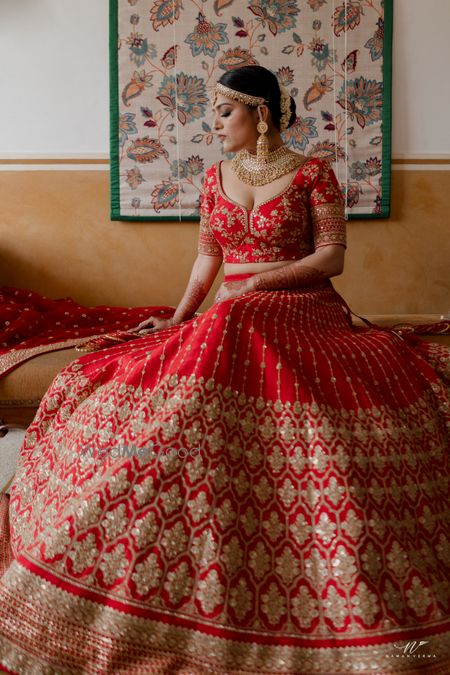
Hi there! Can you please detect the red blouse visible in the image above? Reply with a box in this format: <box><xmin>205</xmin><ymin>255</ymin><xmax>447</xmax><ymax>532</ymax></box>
<box><xmin>197</xmin><ymin>157</ymin><xmax>346</xmax><ymax>263</ymax></box>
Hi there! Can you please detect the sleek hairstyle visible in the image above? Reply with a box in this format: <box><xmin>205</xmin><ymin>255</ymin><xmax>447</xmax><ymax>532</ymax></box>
<box><xmin>217</xmin><ymin>66</ymin><xmax>297</xmax><ymax>131</ymax></box>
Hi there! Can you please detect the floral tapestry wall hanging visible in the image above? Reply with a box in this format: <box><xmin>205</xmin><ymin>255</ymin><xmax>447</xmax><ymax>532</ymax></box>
<box><xmin>110</xmin><ymin>0</ymin><xmax>392</xmax><ymax>221</ymax></box>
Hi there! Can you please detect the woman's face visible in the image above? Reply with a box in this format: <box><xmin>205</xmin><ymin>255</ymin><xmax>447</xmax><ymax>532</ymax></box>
<box><xmin>212</xmin><ymin>94</ymin><xmax>259</xmax><ymax>153</ymax></box>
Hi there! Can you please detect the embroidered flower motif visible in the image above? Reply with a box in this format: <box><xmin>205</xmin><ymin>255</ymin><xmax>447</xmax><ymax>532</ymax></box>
<box><xmin>284</xmin><ymin>116</ymin><xmax>318</xmax><ymax>151</ymax></box>
<box><xmin>249</xmin><ymin>0</ymin><xmax>300</xmax><ymax>35</ymax></box>
<box><xmin>151</xmin><ymin>180</ymin><xmax>180</xmax><ymax>212</ymax></box>
<box><xmin>187</xmin><ymin>155</ymin><xmax>204</xmax><ymax>175</ymax></box>
<box><xmin>303</xmin><ymin>75</ymin><xmax>334</xmax><ymax>111</ymax></box>
<box><xmin>197</xmin><ymin>568</ymin><xmax>225</xmax><ymax>614</ymax></box>
<box><xmin>261</xmin><ymin>581</ymin><xmax>287</xmax><ymax>625</ymax></box>
<box><xmin>307</xmin><ymin>139</ymin><xmax>345</xmax><ymax>162</ymax></box>
<box><xmin>126</xmin><ymin>33</ymin><xmax>157</xmax><ymax>67</ymax></box>
<box><xmin>170</xmin><ymin>159</ymin><xmax>190</xmax><ymax>180</ymax></box>
<box><xmin>277</xmin><ymin>66</ymin><xmax>295</xmax><ymax>86</ymax></box>
<box><xmin>218</xmin><ymin>47</ymin><xmax>259</xmax><ymax>70</ymax></box>
<box><xmin>365</xmin><ymin>17</ymin><xmax>384</xmax><ymax>61</ymax></box>
<box><xmin>229</xmin><ymin>578</ymin><xmax>253</xmax><ymax>620</ymax></box>
<box><xmin>352</xmin><ymin>581</ymin><xmax>380</xmax><ymax>626</ymax></box>
<box><xmin>126</xmin><ymin>168</ymin><xmax>145</xmax><ymax>190</ymax></box>
<box><xmin>157</xmin><ymin>73</ymin><xmax>208</xmax><ymax>124</ymax></box>
<box><xmin>165</xmin><ymin>561</ymin><xmax>195</xmax><ymax>606</ymax></box>
<box><xmin>338</xmin><ymin>76</ymin><xmax>383</xmax><ymax>128</ymax></box>
<box><xmin>121</xmin><ymin>70</ymin><xmax>153</xmax><ymax>107</ymax></box>
<box><xmin>99</xmin><ymin>544</ymin><xmax>128</xmax><ymax>585</ymax></box>
<box><xmin>345</xmin><ymin>183</ymin><xmax>360</xmax><ymax>208</ymax></box>
<box><xmin>308</xmin><ymin>0</ymin><xmax>327</xmax><ymax>10</ymax></box>
<box><xmin>119</xmin><ymin>113</ymin><xmax>138</xmax><ymax>147</ymax></box>
<box><xmin>350</xmin><ymin>161</ymin><xmax>368</xmax><ymax>181</ymax></box>
<box><xmin>291</xmin><ymin>585</ymin><xmax>319</xmax><ymax>628</ymax></box>
<box><xmin>185</xmin><ymin>13</ymin><xmax>229</xmax><ymax>57</ymax></box>
<box><xmin>127</xmin><ymin>137</ymin><xmax>167</xmax><ymax>163</ymax></box>
<box><xmin>171</xmin><ymin>155</ymin><xmax>204</xmax><ymax>179</ymax></box>
<box><xmin>333</xmin><ymin>1</ymin><xmax>362</xmax><ymax>37</ymax></box>
<box><xmin>150</xmin><ymin>0</ymin><xmax>182</xmax><ymax>31</ymax></box>
<box><xmin>365</xmin><ymin>156</ymin><xmax>382</xmax><ymax>176</ymax></box>
<box><xmin>308</xmin><ymin>38</ymin><xmax>335</xmax><ymax>72</ymax></box>
<box><xmin>131</xmin><ymin>553</ymin><xmax>162</xmax><ymax>597</ymax></box>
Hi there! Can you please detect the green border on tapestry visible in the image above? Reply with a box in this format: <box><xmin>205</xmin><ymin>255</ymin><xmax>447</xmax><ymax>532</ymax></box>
<box><xmin>349</xmin><ymin>0</ymin><xmax>392</xmax><ymax>220</ymax></box>
<box><xmin>109</xmin><ymin>0</ymin><xmax>197</xmax><ymax>222</ymax></box>
<box><xmin>347</xmin><ymin>0</ymin><xmax>392</xmax><ymax>220</ymax></box>
<box><xmin>381</xmin><ymin>0</ymin><xmax>393</xmax><ymax>219</ymax></box>
<box><xmin>110</xmin><ymin>0</ymin><xmax>393</xmax><ymax>222</ymax></box>
<box><xmin>109</xmin><ymin>0</ymin><xmax>120</xmax><ymax>220</ymax></box>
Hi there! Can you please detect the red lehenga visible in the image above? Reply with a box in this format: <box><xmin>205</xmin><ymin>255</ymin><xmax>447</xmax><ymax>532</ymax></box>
<box><xmin>0</xmin><ymin>159</ymin><xmax>449</xmax><ymax>674</ymax></box>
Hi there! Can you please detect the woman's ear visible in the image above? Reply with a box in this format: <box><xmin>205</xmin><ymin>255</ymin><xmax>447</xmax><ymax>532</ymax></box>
<box><xmin>257</xmin><ymin>104</ymin><xmax>269</xmax><ymax>124</ymax></box>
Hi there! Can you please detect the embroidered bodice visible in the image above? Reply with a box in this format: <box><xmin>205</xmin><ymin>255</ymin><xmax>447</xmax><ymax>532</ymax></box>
<box><xmin>197</xmin><ymin>157</ymin><xmax>346</xmax><ymax>263</ymax></box>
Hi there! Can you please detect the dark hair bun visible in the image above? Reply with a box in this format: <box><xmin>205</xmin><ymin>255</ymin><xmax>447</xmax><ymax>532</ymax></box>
<box><xmin>218</xmin><ymin>66</ymin><xmax>296</xmax><ymax>132</ymax></box>
<box><xmin>287</xmin><ymin>96</ymin><xmax>297</xmax><ymax>129</ymax></box>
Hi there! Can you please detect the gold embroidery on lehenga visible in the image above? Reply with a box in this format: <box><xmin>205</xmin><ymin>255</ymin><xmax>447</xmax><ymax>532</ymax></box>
<box><xmin>249</xmin><ymin>542</ymin><xmax>270</xmax><ymax>581</ymax></box>
<box><xmin>131</xmin><ymin>511</ymin><xmax>159</xmax><ymax>550</ymax></box>
<box><xmin>323</xmin><ymin>585</ymin><xmax>348</xmax><ymax>628</ymax></box>
<box><xmin>131</xmin><ymin>553</ymin><xmax>162</xmax><ymax>596</ymax></box>
<box><xmin>99</xmin><ymin>544</ymin><xmax>128</xmax><ymax>585</ymax></box>
<box><xmin>276</xmin><ymin>548</ymin><xmax>300</xmax><ymax>586</ymax></box>
<box><xmin>229</xmin><ymin>578</ymin><xmax>253</xmax><ymax>620</ymax></box>
<box><xmin>187</xmin><ymin>490</ymin><xmax>210</xmax><ymax>523</ymax></box>
<box><xmin>133</xmin><ymin>475</ymin><xmax>156</xmax><ymax>507</ymax></box>
<box><xmin>406</xmin><ymin>577</ymin><xmax>433</xmax><ymax>617</ymax></box>
<box><xmin>291</xmin><ymin>585</ymin><xmax>319</xmax><ymax>628</ymax></box>
<box><xmin>240</xmin><ymin>507</ymin><xmax>259</xmax><ymax>538</ymax></box>
<box><xmin>197</xmin><ymin>569</ymin><xmax>226</xmax><ymax>614</ymax></box>
<box><xmin>262</xmin><ymin>582</ymin><xmax>287</xmax><ymax>625</ymax></box>
<box><xmin>101</xmin><ymin>503</ymin><xmax>128</xmax><ymax>541</ymax></box>
<box><xmin>191</xmin><ymin>529</ymin><xmax>217</xmax><ymax>565</ymax></box>
<box><xmin>3</xmin><ymin>336</ymin><xmax>450</xmax><ymax>673</ymax></box>
<box><xmin>160</xmin><ymin>484</ymin><xmax>183</xmax><ymax>516</ymax></box>
<box><xmin>263</xmin><ymin>511</ymin><xmax>284</xmax><ymax>544</ymax></box>
<box><xmin>164</xmin><ymin>561</ymin><xmax>194</xmax><ymax>605</ymax></box>
<box><xmin>68</xmin><ymin>533</ymin><xmax>99</xmax><ymax>573</ymax></box>
<box><xmin>161</xmin><ymin>521</ymin><xmax>189</xmax><ymax>559</ymax></box>
<box><xmin>351</xmin><ymin>582</ymin><xmax>380</xmax><ymax>626</ymax></box>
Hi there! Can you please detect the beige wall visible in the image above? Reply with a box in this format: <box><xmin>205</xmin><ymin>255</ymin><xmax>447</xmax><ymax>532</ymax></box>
<box><xmin>0</xmin><ymin>168</ymin><xmax>449</xmax><ymax>316</ymax></box>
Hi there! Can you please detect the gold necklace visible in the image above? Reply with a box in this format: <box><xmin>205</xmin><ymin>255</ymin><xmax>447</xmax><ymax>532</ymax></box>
<box><xmin>231</xmin><ymin>145</ymin><xmax>306</xmax><ymax>186</ymax></box>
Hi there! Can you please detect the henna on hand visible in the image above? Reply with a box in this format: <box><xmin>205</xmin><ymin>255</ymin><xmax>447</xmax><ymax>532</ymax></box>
<box><xmin>173</xmin><ymin>277</ymin><xmax>208</xmax><ymax>322</ymax></box>
<box><xmin>215</xmin><ymin>279</ymin><xmax>251</xmax><ymax>303</ymax></box>
<box><xmin>251</xmin><ymin>264</ymin><xmax>327</xmax><ymax>291</ymax></box>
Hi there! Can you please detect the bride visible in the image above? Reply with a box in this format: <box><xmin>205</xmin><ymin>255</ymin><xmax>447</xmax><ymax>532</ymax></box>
<box><xmin>0</xmin><ymin>65</ymin><xmax>449</xmax><ymax>673</ymax></box>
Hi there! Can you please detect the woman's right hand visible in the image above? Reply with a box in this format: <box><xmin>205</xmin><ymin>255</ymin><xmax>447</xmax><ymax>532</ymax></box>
<box><xmin>132</xmin><ymin>316</ymin><xmax>179</xmax><ymax>334</ymax></box>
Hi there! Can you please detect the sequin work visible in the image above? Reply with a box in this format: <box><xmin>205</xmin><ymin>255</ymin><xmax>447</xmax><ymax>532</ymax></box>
<box><xmin>198</xmin><ymin>157</ymin><xmax>347</xmax><ymax>262</ymax></box>
<box><xmin>0</xmin><ymin>278</ymin><xmax>449</xmax><ymax>672</ymax></box>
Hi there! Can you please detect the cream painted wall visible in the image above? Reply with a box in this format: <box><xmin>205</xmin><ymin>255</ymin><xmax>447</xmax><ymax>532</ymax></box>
<box><xmin>0</xmin><ymin>0</ymin><xmax>449</xmax><ymax>156</ymax></box>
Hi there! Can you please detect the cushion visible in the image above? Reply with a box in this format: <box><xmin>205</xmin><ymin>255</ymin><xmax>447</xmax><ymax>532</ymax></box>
<box><xmin>0</xmin><ymin>348</ymin><xmax>79</xmax><ymax>426</ymax></box>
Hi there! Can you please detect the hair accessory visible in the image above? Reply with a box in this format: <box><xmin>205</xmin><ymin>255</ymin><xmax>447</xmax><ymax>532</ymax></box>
<box><xmin>212</xmin><ymin>82</ymin><xmax>267</xmax><ymax>109</ymax></box>
<box><xmin>278</xmin><ymin>84</ymin><xmax>291</xmax><ymax>132</ymax></box>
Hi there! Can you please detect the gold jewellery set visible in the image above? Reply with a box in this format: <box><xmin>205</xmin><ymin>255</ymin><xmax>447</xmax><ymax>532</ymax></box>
<box><xmin>212</xmin><ymin>82</ymin><xmax>304</xmax><ymax>186</ymax></box>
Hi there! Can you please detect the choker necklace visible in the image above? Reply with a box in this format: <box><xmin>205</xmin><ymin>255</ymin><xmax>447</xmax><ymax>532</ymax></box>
<box><xmin>231</xmin><ymin>145</ymin><xmax>306</xmax><ymax>186</ymax></box>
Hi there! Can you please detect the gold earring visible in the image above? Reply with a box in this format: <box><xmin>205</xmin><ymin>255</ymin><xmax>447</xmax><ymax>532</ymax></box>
<box><xmin>256</xmin><ymin>106</ymin><xmax>269</xmax><ymax>163</ymax></box>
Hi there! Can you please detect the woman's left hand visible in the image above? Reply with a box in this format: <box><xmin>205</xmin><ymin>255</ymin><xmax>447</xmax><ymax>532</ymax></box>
<box><xmin>214</xmin><ymin>279</ymin><xmax>253</xmax><ymax>304</ymax></box>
